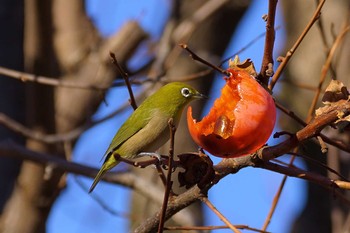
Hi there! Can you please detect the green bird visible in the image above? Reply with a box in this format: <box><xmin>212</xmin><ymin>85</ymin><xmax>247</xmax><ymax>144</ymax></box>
<box><xmin>89</xmin><ymin>82</ymin><xmax>206</xmax><ymax>193</ymax></box>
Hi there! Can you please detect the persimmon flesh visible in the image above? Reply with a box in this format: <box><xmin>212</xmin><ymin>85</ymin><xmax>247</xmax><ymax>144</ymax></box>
<box><xmin>187</xmin><ymin>69</ymin><xmax>276</xmax><ymax>157</ymax></box>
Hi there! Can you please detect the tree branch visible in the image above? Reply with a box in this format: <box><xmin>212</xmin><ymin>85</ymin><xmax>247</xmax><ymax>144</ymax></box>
<box><xmin>268</xmin><ymin>0</ymin><xmax>326</xmax><ymax>90</ymax></box>
<box><xmin>258</xmin><ymin>0</ymin><xmax>277</xmax><ymax>86</ymax></box>
<box><xmin>260</xmin><ymin>99</ymin><xmax>350</xmax><ymax>161</ymax></box>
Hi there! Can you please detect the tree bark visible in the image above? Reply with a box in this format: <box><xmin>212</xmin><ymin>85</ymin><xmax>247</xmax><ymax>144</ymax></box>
<box><xmin>0</xmin><ymin>0</ymin><xmax>25</xmax><ymax>219</ymax></box>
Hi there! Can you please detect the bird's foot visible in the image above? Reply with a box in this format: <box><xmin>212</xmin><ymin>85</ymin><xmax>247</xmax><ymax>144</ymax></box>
<box><xmin>114</xmin><ymin>152</ymin><xmax>164</xmax><ymax>168</ymax></box>
<box><xmin>136</xmin><ymin>152</ymin><xmax>161</xmax><ymax>160</ymax></box>
<box><xmin>134</xmin><ymin>152</ymin><xmax>169</xmax><ymax>168</ymax></box>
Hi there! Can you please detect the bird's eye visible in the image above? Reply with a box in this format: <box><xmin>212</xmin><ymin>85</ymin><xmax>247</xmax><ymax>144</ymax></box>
<box><xmin>181</xmin><ymin>88</ymin><xmax>191</xmax><ymax>98</ymax></box>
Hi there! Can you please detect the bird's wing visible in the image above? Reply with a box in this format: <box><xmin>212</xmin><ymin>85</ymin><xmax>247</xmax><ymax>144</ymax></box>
<box><xmin>101</xmin><ymin>109</ymin><xmax>151</xmax><ymax>161</ymax></box>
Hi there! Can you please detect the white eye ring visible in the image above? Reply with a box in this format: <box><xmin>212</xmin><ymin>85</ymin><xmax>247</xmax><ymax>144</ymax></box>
<box><xmin>181</xmin><ymin>87</ymin><xmax>191</xmax><ymax>98</ymax></box>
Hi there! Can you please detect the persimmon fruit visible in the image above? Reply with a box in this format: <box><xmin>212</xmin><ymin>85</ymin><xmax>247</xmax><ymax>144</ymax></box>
<box><xmin>187</xmin><ymin>68</ymin><xmax>276</xmax><ymax>157</ymax></box>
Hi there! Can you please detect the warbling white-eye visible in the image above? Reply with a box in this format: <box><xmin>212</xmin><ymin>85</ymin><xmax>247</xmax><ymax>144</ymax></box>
<box><xmin>89</xmin><ymin>82</ymin><xmax>205</xmax><ymax>192</ymax></box>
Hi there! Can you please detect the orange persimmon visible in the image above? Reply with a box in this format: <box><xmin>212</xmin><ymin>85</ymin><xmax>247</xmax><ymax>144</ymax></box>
<box><xmin>187</xmin><ymin>68</ymin><xmax>276</xmax><ymax>157</ymax></box>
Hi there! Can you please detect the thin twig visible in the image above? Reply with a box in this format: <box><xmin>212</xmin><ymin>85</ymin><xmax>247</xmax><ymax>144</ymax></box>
<box><xmin>262</xmin><ymin>175</ymin><xmax>287</xmax><ymax>231</ymax></box>
<box><xmin>201</xmin><ymin>196</ymin><xmax>242</xmax><ymax>233</ymax></box>
<box><xmin>317</xmin><ymin>135</ymin><xmax>328</xmax><ymax>153</ymax></box>
<box><xmin>221</xmin><ymin>26</ymin><xmax>281</xmax><ymax>67</ymax></box>
<box><xmin>158</xmin><ymin>118</ymin><xmax>176</xmax><ymax>233</ymax></box>
<box><xmin>269</xmin><ymin>0</ymin><xmax>326</xmax><ymax>90</ymax></box>
<box><xmin>262</xmin><ymin>148</ymin><xmax>297</xmax><ymax>231</ymax></box>
<box><xmin>0</xmin><ymin>66</ymin><xmax>110</xmax><ymax>90</ymax></box>
<box><xmin>155</xmin><ymin>164</ymin><xmax>167</xmax><ymax>187</ymax></box>
<box><xmin>168</xmin><ymin>26</ymin><xmax>283</xmax><ymax>83</ymax></box>
<box><xmin>110</xmin><ymin>52</ymin><xmax>138</xmax><ymax>110</ymax></box>
<box><xmin>173</xmin><ymin>28</ymin><xmax>281</xmax><ymax>82</ymax></box>
<box><xmin>258</xmin><ymin>161</ymin><xmax>350</xmax><ymax>195</ymax></box>
<box><xmin>258</xmin><ymin>0</ymin><xmax>277</xmax><ymax>86</ymax></box>
<box><xmin>288</xmin><ymin>152</ymin><xmax>349</xmax><ymax>181</ymax></box>
<box><xmin>179</xmin><ymin>44</ymin><xmax>231</xmax><ymax>77</ymax></box>
<box><xmin>315</xmin><ymin>7</ymin><xmax>338</xmax><ymax>79</ymax></box>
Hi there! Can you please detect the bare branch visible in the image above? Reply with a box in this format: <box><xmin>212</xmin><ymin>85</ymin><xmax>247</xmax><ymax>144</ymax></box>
<box><xmin>269</xmin><ymin>0</ymin><xmax>326</xmax><ymax>90</ymax></box>
<box><xmin>263</xmin><ymin>99</ymin><xmax>350</xmax><ymax>160</ymax></box>
<box><xmin>110</xmin><ymin>52</ymin><xmax>138</xmax><ymax>110</ymax></box>
<box><xmin>258</xmin><ymin>0</ymin><xmax>277</xmax><ymax>86</ymax></box>
<box><xmin>201</xmin><ymin>196</ymin><xmax>241</xmax><ymax>233</ymax></box>
<box><xmin>0</xmin><ymin>66</ymin><xmax>110</xmax><ymax>90</ymax></box>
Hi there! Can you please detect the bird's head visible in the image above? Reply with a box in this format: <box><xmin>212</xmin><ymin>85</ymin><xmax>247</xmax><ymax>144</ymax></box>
<box><xmin>159</xmin><ymin>82</ymin><xmax>206</xmax><ymax>107</ymax></box>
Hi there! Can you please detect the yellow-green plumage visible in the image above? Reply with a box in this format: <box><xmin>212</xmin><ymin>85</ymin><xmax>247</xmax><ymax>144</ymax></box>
<box><xmin>89</xmin><ymin>82</ymin><xmax>205</xmax><ymax>192</ymax></box>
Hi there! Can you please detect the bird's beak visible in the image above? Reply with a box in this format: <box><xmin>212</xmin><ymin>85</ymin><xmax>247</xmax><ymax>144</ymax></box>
<box><xmin>193</xmin><ymin>92</ymin><xmax>208</xmax><ymax>99</ymax></box>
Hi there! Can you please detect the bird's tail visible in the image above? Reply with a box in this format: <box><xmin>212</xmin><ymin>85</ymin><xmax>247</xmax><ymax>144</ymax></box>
<box><xmin>89</xmin><ymin>154</ymin><xmax>119</xmax><ymax>193</ymax></box>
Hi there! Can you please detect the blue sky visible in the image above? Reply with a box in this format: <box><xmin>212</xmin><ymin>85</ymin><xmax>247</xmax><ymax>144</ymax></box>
<box><xmin>47</xmin><ymin>1</ymin><xmax>307</xmax><ymax>232</ymax></box>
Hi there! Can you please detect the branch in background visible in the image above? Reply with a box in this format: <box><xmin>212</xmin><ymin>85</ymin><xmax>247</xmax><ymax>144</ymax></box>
<box><xmin>0</xmin><ymin>66</ymin><xmax>110</xmax><ymax>90</ymax></box>
<box><xmin>258</xmin><ymin>161</ymin><xmax>350</xmax><ymax>204</ymax></box>
<box><xmin>55</xmin><ymin>21</ymin><xmax>148</xmax><ymax>134</ymax></box>
<box><xmin>201</xmin><ymin>196</ymin><xmax>241</xmax><ymax>233</ymax></box>
<box><xmin>258</xmin><ymin>0</ymin><xmax>277</xmax><ymax>86</ymax></box>
<box><xmin>261</xmin><ymin>174</ymin><xmax>286</xmax><ymax>231</ymax></box>
<box><xmin>268</xmin><ymin>0</ymin><xmax>326</xmax><ymax>90</ymax></box>
<box><xmin>0</xmin><ymin>87</ymin><xmax>148</xmax><ymax>144</ymax></box>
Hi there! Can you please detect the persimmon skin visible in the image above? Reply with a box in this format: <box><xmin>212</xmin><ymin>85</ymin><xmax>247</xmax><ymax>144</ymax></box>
<box><xmin>187</xmin><ymin>69</ymin><xmax>276</xmax><ymax>157</ymax></box>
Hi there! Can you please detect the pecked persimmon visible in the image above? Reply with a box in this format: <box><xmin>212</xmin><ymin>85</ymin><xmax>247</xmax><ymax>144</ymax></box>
<box><xmin>187</xmin><ymin>66</ymin><xmax>276</xmax><ymax>158</ymax></box>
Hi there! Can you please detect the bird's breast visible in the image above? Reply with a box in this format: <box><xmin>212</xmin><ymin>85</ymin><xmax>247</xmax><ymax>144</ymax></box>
<box><xmin>117</xmin><ymin>110</ymin><xmax>174</xmax><ymax>158</ymax></box>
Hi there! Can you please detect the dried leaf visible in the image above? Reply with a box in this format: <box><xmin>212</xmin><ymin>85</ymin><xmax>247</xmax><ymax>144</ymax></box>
<box><xmin>322</xmin><ymin>80</ymin><xmax>349</xmax><ymax>105</ymax></box>
<box><xmin>228</xmin><ymin>55</ymin><xmax>257</xmax><ymax>77</ymax></box>
<box><xmin>316</xmin><ymin>80</ymin><xmax>349</xmax><ymax>117</ymax></box>
<box><xmin>178</xmin><ymin>152</ymin><xmax>215</xmax><ymax>189</ymax></box>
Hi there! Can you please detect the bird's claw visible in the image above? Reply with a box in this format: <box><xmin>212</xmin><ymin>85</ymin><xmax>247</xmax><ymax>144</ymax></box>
<box><xmin>137</xmin><ymin>152</ymin><xmax>161</xmax><ymax>160</ymax></box>
<box><xmin>114</xmin><ymin>152</ymin><xmax>168</xmax><ymax>168</ymax></box>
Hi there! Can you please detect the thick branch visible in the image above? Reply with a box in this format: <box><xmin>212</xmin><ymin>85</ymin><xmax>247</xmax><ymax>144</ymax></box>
<box><xmin>260</xmin><ymin>99</ymin><xmax>350</xmax><ymax>161</ymax></box>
